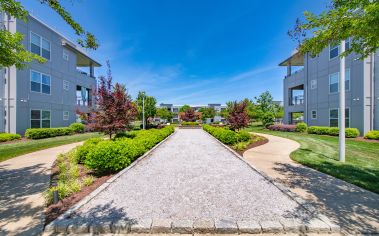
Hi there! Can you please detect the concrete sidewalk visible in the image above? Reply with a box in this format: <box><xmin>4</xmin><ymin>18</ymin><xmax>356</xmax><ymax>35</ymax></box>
<box><xmin>0</xmin><ymin>142</ymin><xmax>84</xmax><ymax>236</ymax></box>
<box><xmin>243</xmin><ymin>133</ymin><xmax>379</xmax><ymax>234</ymax></box>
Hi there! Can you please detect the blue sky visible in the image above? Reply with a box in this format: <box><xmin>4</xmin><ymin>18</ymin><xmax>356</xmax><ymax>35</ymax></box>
<box><xmin>20</xmin><ymin>0</ymin><xmax>327</xmax><ymax>104</ymax></box>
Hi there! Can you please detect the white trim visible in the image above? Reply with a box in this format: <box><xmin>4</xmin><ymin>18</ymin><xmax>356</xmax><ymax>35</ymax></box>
<box><xmin>329</xmin><ymin>68</ymin><xmax>350</xmax><ymax>94</ymax></box>
<box><xmin>329</xmin><ymin>43</ymin><xmax>339</xmax><ymax>60</ymax></box>
<box><xmin>329</xmin><ymin>107</ymin><xmax>350</xmax><ymax>128</ymax></box>
<box><xmin>30</xmin><ymin>69</ymin><xmax>51</xmax><ymax>95</ymax></box>
<box><xmin>329</xmin><ymin>72</ymin><xmax>339</xmax><ymax>94</ymax></box>
<box><xmin>30</xmin><ymin>109</ymin><xmax>51</xmax><ymax>128</ymax></box>
<box><xmin>29</xmin><ymin>31</ymin><xmax>51</xmax><ymax>61</ymax></box>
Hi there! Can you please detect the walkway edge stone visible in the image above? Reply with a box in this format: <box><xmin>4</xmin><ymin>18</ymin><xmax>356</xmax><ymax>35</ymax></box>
<box><xmin>44</xmin><ymin>130</ymin><xmax>177</xmax><ymax>234</ymax></box>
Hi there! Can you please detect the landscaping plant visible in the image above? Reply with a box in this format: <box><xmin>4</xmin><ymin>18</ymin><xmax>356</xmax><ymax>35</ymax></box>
<box><xmin>0</xmin><ymin>133</ymin><xmax>21</xmax><ymax>142</ymax></box>
<box><xmin>261</xmin><ymin>112</ymin><xmax>275</xmax><ymax>128</ymax></box>
<box><xmin>295</xmin><ymin>122</ymin><xmax>308</xmax><ymax>132</ymax></box>
<box><xmin>136</xmin><ymin>91</ymin><xmax>157</xmax><ymax>126</ymax></box>
<box><xmin>203</xmin><ymin>125</ymin><xmax>250</xmax><ymax>145</ymax></box>
<box><xmin>181</xmin><ymin>121</ymin><xmax>199</xmax><ymax>126</ymax></box>
<box><xmin>69</xmin><ymin>123</ymin><xmax>85</xmax><ymax>133</ymax></box>
<box><xmin>227</xmin><ymin>100</ymin><xmax>250</xmax><ymax>131</ymax></box>
<box><xmin>307</xmin><ymin>126</ymin><xmax>360</xmax><ymax>138</ymax></box>
<box><xmin>364</xmin><ymin>130</ymin><xmax>379</xmax><ymax>140</ymax></box>
<box><xmin>180</xmin><ymin>108</ymin><xmax>200</xmax><ymax>122</ymax></box>
<box><xmin>268</xmin><ymin>124</ymin><xmax>296</xmax><ymax>132</ymax></box>
<box><xmin>25</xmin><ymin>127</ymin><xmax>74</xmax><ymax>139</ymax></box>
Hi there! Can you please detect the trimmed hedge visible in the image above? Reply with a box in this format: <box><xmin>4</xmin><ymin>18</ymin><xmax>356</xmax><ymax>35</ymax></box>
<box><xmin>74</xmin><ymin>137</ymin><xmax>103</xmax><ymax>164</ymax></box>
<box><xmin>181</xmin><ymin>121</ymin><xmax>199</xmax><ymax>126</ymax></box>
<box><xmin>296</xmin><ymin>122</ymin><xmax>307</xmax><ymax>132</ymax></box>
<box><xmin>82</xmin><ymin>126</ymin><xmax>174</xmax><ymax>172</ymax></box>
<box><xmin>268</xmin><ymin>124</ymin><xmax>296</xmax><ymax>132</ymax></box>
<box><xmin>364</xmin><ymin>130</ymin><xmax>379</xmax><ymax>140</ymax></box>
<box><xmin>25</xmin><ymin>127</ymin><xmax>74</xmax><ymax>139</ymax></box>
<box><xmin>69</xmin><ymin>123</ymin><xmax>85</xmax><ymax>133</ymax></box>
<box><xmin>203</xmin><ymin>125</ymin><xmax>251</xmax><ymax>145</ymax></box>
<box><xmin>307</xmin><ymin>126</ymin><xmax>360</xmax><ymax>138</ymax></box>
<box><xmin>0</xmin><ymin>133</ymin><xmax>21</xmax><ymax>142</ymax></box>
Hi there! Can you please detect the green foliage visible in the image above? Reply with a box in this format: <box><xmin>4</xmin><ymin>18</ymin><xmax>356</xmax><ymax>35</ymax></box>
<box><xmin>0</xmin><ymin>0</ymin><xmax>98</xmax><ymax>69</ymax></box>
<box><xmin>156</xmin><ymin>108</ymin><xmax>173</xmax><ymax>121</ymax></box>
<box><xmin>289</xmin><ymin>0</ymin><xmax>379</xmax><ymax>59</ymax></box>
<box><xmin>69</xmin><ymin>123</ymin><xmax>85</xmax><ymax>133</ymax></box>
<box><xmin>203</xmin><ymin>125</ymin><xmax>251</xmax><ymax>145</ymax></box>
<box><xmin>295</xmin><ymin>122</ymin><xmax>308</xmax><ymax>132</ymax></box>
<box><xmin>364</xmin><ymin>130</ymin><xmax>379</xmax><ymax>140</ymax></box>
<box><xmin>74</xmin><ymin>137</ymin><xmax>103</xmax><ymax>164</ymax></box>
<box><xmin>25</xmin><ymin>127</ymin><xmax>73</xmax><ymax>139</ymax></box>
<box><xmin>83</xmin><ymin>176</ymin><xmax>95</xmax><ymax>186</ymax></box>
<box><xmin>307</xmin><ymin>126</ymin><xmax>360</xmax><ymax>138</ymax></box>
<box><xmin>255</xmin><ymin>91</ymin><xmax>275</xmax><ymax>119</ymax></box>
<box><xmin>181</xmin><ymin>121</ymin><xmax>199</xmax><ymax>126</ymax></box>
<box><xmin>136</xmin><ymin>91</ymin><xmax>157</xmax><ymax>125</ymax></box>
<box><xmin>179</xmin><ymin>105</ymin><xmax>191</xmax><ymax>112</ymax></box>
<box><xmin>261</xmin><ymin>112</ymin><xmax>275</xmax><ymax>128</ymax></box>
<box><xmin>0</xmin><ymin>133</ymin><xmax>21</xmax><ymax>142</ymax></box>
<box><xmin>198</xmin><ymin>107</ymin><xmax>216</xmax><ymax>120</ymax></box>
<box><xmin>84</xmin><ymin>126</ymin><xmax>174</xmax><ymax>172</ymax></box>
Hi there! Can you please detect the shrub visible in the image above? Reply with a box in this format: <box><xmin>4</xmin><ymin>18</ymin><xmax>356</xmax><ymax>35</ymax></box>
<box><xmin>84</xmin><ymin>126</ymin><xmax>174</xmax><ymax>172</ymax></box>
<box><xmin>0</xmin><ymin>133</ymin><xmax>21</xmax><ymax>142</ymax></box>
<box><xmin>307</xmin><ymin>126</ymin><xmax>360</xmax><ymax>138</ymax></box>
<box><xmin>261</xmin><ymin>112</ymin><xmax>275</xmax><ymax>128</ymax></box>
<box><xmin>25</xmin><ymin>127</ymin><xmax>73</xmax><ymax>139</ymax></box>
<box><xmin>364</xmin><ymin>130</ymin><xmax>379</xmax><ymax>140</ymax></box>
<box><xmin>268</xmin><ymin>124</ymin><xmax>296</xmax><ymax>132</ymax></box>
<box><xmin>181</xmin><ymin>121</ymin><xmax>199</xmax><ymax>126</ymax></box>
<box><xmin>74</xmin><ymin>137</ymin><xmax>103</xmax><ymax>164</ymax></box>
<box><xmin>203</xmin><ymin>125</ymin><xmax>251</xmax><ymax>145</ymax></box>
<box><xmin>295</xmin><ymin>122</ymin><xmax>307</xmax><ymax>132</ymax></box>
<box><xmin>237</xmin><ymin>130</ymin><xmax>251</xmax><ymax>142</ymax></box>
<box><xmin>69</xmin><ymin>123</ymin><xmax>85</xmax><ymax>133</ymax></box>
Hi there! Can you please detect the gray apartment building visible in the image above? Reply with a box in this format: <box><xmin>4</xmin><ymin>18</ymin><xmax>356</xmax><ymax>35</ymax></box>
<box><xmin>280</xmin><ymin>40</ymin><xmax>378</xmax><ymax>135</ymax></box>
<box><xmin>156</xmin><ymin>103</ymin><xmax>226</xmax><ymax>123</ymax></box>
<box><xmin>0</xmin><ymin>12</ymin><xmax>101</xmax><ymax>134</ymax></box>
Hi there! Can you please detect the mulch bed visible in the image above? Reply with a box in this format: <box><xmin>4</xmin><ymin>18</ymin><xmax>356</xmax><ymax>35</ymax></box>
<box><xmin>45</xmin><ymin>160</ymin><xmax>113</xmax><ymax>225</ymax></box>
<box><xmin>352</xmin><ymin>137</ymin><xmax>379</xmax><ymax>143</ymax></box>
<box><xmin>233</xmin><ymin>135</ymin><xmax>269</xmax><ymax>156</ymax></box>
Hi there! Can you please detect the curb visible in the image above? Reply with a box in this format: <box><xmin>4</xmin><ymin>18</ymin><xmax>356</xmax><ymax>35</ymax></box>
<box><xmin>44</xmin><ymin>130</ymin><xmax>177</xmax><ymax>234</ymax></box>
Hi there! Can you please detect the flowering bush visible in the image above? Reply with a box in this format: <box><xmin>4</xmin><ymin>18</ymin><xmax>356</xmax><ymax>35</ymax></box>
<box><xmin>267</xmin><ymin>124</ymin><xmax>297</xmax><ymax>132</ymax></box>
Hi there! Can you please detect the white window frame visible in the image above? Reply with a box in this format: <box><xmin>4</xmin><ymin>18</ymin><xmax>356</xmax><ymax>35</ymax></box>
<box><xmin>30</xmin><ymin>70</ymin><xmax>51</xmax><ymax>95</ymax></box>
<box><xmin>30</xmin><ymin>31</ymin><xmax>51</xmax><ymax>61</ymax></box>
<box><xmin>310</xmin><ymin>80</ymin><xmax>317</xmax><ymax>90</ymax></box>
<box><xmin>63</xmin><ymin>111</ymin><xmax>69</xmax><ymax>120</ymax></box>
<box><xmin>329</xmin><ymin>72</ymin><xmax>339</xmax><ymax>94</ymax></box>
<box><xmin>329</xmin><ymin>68</ymin><xmax>350</xmax><ymax>94</ymax></box>
<box><xmin>63</xmin><ymin>49</ymin><xmax>69</xmax><ymax>61</ymax></box>
<box><xmin>329</xmin><ymin>108</ymin><xmax>350</xmax><ymax>128</ymax></box>
<box><xmin>63</xmin><ymin>80</ymin><xmax>69</xmax><ymax>91</ymax></box>
<box><xmin>30</xmin><ymin>109</ymin><xmax>51</xmax><ymax>128</ymax></box>
<box><xmin>311</xmin><ymin>110</ymin><xmax>317</xmax><ymax>119</ymax></box>
<box><xmin>329</xmin><ymin>39</ymin><xmax>351</xmax><ymax>60</ymax></box>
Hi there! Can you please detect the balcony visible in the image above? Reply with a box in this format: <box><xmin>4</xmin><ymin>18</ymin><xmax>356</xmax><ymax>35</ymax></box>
<box><xmin>289</xmin><ymin>84</ymin><xmax>304</xmax><ymax>107</ymax></box>
<box><xmin>291</xmin><ymin>95</ymin><xmax>304</xmax><ymax>106</ymax></box>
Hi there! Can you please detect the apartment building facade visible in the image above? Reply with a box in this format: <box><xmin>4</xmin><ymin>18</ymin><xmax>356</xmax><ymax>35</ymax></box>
<box><xmin>280</xmin><ymin>41</ymin><xmax>378</xmax><ymax>135</ymax></box>
<box><xmin>0</xmin><ymin>12</ymin><xmax>101</xmax><ymax>134</ymax></box>
<box><xmin>156</xmin><ymin>103</ymin><xmax>226</xmax><ymax>123</ymax></box>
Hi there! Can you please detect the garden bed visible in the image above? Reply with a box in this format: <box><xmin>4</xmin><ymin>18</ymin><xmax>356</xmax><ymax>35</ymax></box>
<box><xmin>232</xmin><ymin>135</ymin><xmax>268</xmax><ymax>156</ymax></box>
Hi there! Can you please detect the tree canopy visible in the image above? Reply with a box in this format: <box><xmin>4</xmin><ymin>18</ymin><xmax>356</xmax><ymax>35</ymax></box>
<box><xmin>179</xmin><ymin>104</ymin><xmax>191</xmax><ymax>112</ymax></box>
<box><xmin>136</xmin><ymin>91</ymin><xmax>157</xmax><ymax>125</ymax></box>
<box><xmin>198</xmin><ymin>107</ymin><xmax>216</xmax><ymax>120</ymax></box>
<box><xmin>289</xmin><ymin>0</ymin><xmax>379</xmax><ymax>59</ymax></box>
<box><xmin>156</xmin><ymin>108</ymin><xmax>173</xmax><ymax>122</ymax></box>
<box><xmin>0</xmin><ymin>0</ymin><xmax>98</xmax><ymax>68</ymax></box>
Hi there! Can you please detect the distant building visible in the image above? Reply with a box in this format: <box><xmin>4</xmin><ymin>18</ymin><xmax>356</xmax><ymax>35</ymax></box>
<box><xmin>0</xmin><ymin>12</ymin><xmax>101</xmax><ymax>134</ymax></box>
<box><xmin>156</xmin><ymin>103</ymin><xmax>227</xmax><ymax>123</ymax></box>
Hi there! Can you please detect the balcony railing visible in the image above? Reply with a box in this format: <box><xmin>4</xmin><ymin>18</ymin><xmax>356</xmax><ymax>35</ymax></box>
<box><xmin>290</xmin><ymin>95</ymin><xmax>304</xmax><ymax>106</ymax></box>
<box><xmin>77</xmin><ymin>99</ymin><xmax>92</xmax><ymax>107</ymax></box>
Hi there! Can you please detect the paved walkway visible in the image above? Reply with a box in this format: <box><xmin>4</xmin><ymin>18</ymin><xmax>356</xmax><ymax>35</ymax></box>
<box><xmin>0</xmin><ymin>142</ymin><xmax>84</xmax><ymax>236</ymax></box>
<box><xmin>48</xmin><ymin>129</ymin><xmax>338</xmax><ymax>234</ymax></box>
<box><xmin>243</xmin><ymin>133</ymin><xmax>379</xmax><ymax>234</ymax></box>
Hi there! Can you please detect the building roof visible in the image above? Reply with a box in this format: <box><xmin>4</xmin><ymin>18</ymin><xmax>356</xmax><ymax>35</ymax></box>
<box><xmin>278</xmin><ymin>50</ymin><xmax>304</xmax><ymax>66</ymax></box>
<box><xmin>29</xmin><ymin>14</ymin><xmax>101</xmax><ymax>67</ymax></box>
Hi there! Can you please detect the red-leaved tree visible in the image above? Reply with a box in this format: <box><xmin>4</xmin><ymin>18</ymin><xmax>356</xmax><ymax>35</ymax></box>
<box><xmin>179</xmin><ymin>108</ymin><xmax>199</xmax><ymax>122</ymax></box>
<box><xmin>85</xmin><ymin>62</ymin><xmax>138</xmax><ymax>138</ymax></box>
<box><xmin>227</xmin><ymin>100</ymin><xmax>250</xmax><ymax>131</ymax></box>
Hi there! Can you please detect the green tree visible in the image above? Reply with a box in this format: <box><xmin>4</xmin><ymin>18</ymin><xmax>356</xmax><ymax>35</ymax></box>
<box><xmin>242</xmin><ymin>98</ymin><xmax>259</xmax><ymax>120</ymax></box>
<box><xmin>289</xmin><ymin>0</ymin><xmax>379</xmax><ymax>59</ymax></box>
<box><xmin>273</xmin><ymin>104</ymin><xmax>284</xmax><ymax>119</ymax></box>
<box><xmin>136</xmin><ymin>91</ymin><xmax>157</xmax><ymax>126</ymax></box>
<box><xmin>179</xmin><ymin>104</ymin><xmax>191</xmax><ymax>112</ymax></box>
<box><xmin>0</xmin><ymin>0</ymin><xmax>98</xmax><ymax>68</ymax></box>
<box><xmin>156</xmin><ymin>108</ymin><xmax>173</xmax><ymax>122</ymax></box>
<box><xmin>255</xmin><ymin>91</ymin><xmax>275</xmax><ymax>120</ymax></box>
<box><xmin>198</xmin><ymin>107</ymin><xmax>216</xmax><ymax>121</ymax></box>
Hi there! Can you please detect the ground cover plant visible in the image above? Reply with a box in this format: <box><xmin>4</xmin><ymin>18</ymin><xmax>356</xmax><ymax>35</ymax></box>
<box><xmin>0</xmin><ymin>133</ymin><xmax>21</xmax><ymax>142</ymax></box>
<box><xmin>181</xmin><ymin>121</ymin><xmax>200</xmax><ymax>126</ymax></box>
<box><xmin>245</xmin><ymin>124</ymin><xmax>379</xmax><ymax>194</ymax></box>
<box><xmin>0</xmin><ymin>133</ymin><xmax>102</xmax><ymax>162</ymax></box>
<box><xmin>364</xmin><ymin>130</ymin><xmax>379</xmax><ymax>140</ymax></box>
<box><xmin>77</xmin><ymin>126</ymin><xmax>175</xmax><ymax>173</ymax></box>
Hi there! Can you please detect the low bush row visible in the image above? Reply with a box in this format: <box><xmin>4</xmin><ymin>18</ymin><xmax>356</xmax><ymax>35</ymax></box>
<box><xmin>75</xmin><ymin>126</ymin><xmax>175</xmax><ymax>172</ymax></box>
<box><xmin>181</xmin><ymin>121</ymin><xmax>199</xmax><ymax>126</ymax></box>
<box><xmin>268</xmin><ymin>124</ymin><xmax>297</xmax><ymax>132</ymax></box>
<box><xmin>25</xmin><ymin>123</ymin><xmax>85</xmax><ymax>139</ymax></box>
<box><xmin>0</xmin><ymin>133</ymin><xmax>21</xmax><ymax>142</ymax></box>
<box><xmin>203</xmin><ymin>125</ymin><xmax>250</xmax><ymax>145</ymax></box>
<box><xmin>307</xmin><ymin>126</ymin><xmax>360</xmax><ymax>138</ymax></box>
<box><xmin>364</xmin><ymin>130</ymin><xmax>379</xmax><ymax>140</ymax></box>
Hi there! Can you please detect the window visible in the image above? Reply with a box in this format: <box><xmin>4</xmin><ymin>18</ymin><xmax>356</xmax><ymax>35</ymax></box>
<box><xmin>329</xmin><ymin>69</ymin><xmax>350</xmax><ymax>93</ymax></box>
<box><xmin>63</xmin><ymin>80</ymin><xmax>69</xmax><ymax>90</ymax></box>
<box><xmin>30</xmin><ymin>110</ymin><xmax>51</xmax><ymax>128</ymax></box>
<box><xmin>63</xmin><ymin>111</ymin><xmax>69</xmax><ymax>120</ymax></box>
<box><xmin>329</xmin><ymin>39</ymin><xmax>351</xmax><ymax>60</ymax></box>
<box><xmin>311</xmin><ymin>110</ymin><xmax>317</xmax><ymax>119</ymax></box>
<box><xmin>329</xmin><ymin>108</ymin><xmax>350</xmax><ymax>127</ymax></box>
<box><xmin>30</xmin><ymin>71</ymin><xmax>51</xmax><ymax>94</ymax></box>
<box><xmin>310</xmin><ymin>80</ymin><xmax>317</xmax><ymax>89</ymax></box>
<box><xmin>63</xmin><ymin>50</ymin><xmax>69</xmax><ymax>61</ymax></box>
<box><xmin>30</xmin><ymin>32</ymin><xmax>50</xmax><ymax>60</ymax></box>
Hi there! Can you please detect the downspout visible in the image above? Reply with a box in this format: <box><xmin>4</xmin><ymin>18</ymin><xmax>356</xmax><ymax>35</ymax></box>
<box><xmin>371</xmin><ymin>53</ymin><xmax>375</xmax><ymax>131</ymax></box>
<box><xmin>6</xmin><ymin>13</ymin><xmax>11</xmax><ymax>133</ymax></box>
<box><xmin>305</xmin><ymin>53</ymin><xmax>309</xmax><ymax>124</ymax></box>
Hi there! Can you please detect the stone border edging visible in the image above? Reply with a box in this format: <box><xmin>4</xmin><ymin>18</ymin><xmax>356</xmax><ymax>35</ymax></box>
<box><xmin>44</xmin><ymin>130</ymin><xmax>178</xmax><ymax>233</ymax></box>
<box><xmin>202</xmin><ymin>129</ymin><xmax>340</xmax><ymax>234</ymax></box>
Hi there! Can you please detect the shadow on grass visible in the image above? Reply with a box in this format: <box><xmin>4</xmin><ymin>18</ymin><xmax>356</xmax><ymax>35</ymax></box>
<box><xmin>272</xmin><ymin>162</ymin><xmax>379</xmax><ymax>233</ymax></box>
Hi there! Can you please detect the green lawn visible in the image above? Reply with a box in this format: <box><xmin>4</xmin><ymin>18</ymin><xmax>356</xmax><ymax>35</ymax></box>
<box><xmin>0</xmin><ymin>133</ymin><xmax>103</xmax><ymax>163</ymax></box>
<box><xmin>245</xmin><ymin>125</ymin><xmax>379</xmax><ymax>194</ymax></box>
